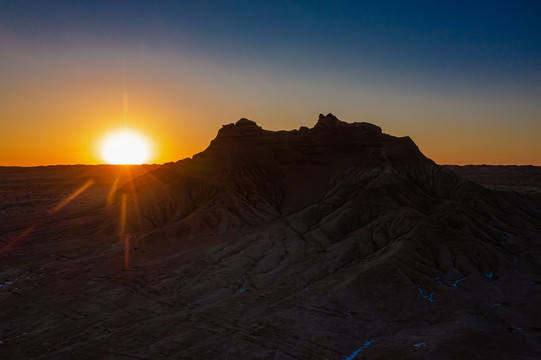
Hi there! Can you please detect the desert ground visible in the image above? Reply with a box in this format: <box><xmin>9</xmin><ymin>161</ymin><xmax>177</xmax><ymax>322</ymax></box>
<box><xmin>445</xmin><ymin>165</ymin><xmax>541</xmax><ymax>195</ymax></box>
<box><xmin>1</xmin><ymin>116</ymin><xmax>540</xmax><ymax>359</ymax></box>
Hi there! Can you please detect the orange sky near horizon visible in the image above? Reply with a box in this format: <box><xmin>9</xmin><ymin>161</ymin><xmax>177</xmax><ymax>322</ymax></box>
<box><xmin>1</xmin><ymin>44</ymin><xmax>540</xmax><ymax>167</ymax></box>
<box><xmin>1</xmin><ymin>86</ymin><xmax>540</xmax><ymax>166</ymax></box>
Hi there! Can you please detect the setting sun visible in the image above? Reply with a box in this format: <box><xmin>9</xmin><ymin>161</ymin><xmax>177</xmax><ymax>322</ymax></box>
<box><xmin>100</xmin><ymin>129</ymin><xmax>152</xmax><ymax>164</ymax></box>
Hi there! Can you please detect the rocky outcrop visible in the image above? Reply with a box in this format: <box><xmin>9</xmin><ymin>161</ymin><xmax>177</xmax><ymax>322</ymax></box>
<box><xmin>114</xmin><ymin>113</ymin><xmax>541</xmax><ymax>359</ymax></box>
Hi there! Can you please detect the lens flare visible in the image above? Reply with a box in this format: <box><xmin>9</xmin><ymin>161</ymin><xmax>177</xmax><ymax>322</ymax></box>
<box><xmin>100</xmin><ymin>129</ymin><xmax>151</xmax><ymax>165</ymax></box>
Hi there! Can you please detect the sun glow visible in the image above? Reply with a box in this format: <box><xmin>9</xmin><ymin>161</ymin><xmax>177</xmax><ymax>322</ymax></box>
<box><xmin>100</xmin><ymin>129</ymin><xmax>152</xmax><ymax>164</ymax></box>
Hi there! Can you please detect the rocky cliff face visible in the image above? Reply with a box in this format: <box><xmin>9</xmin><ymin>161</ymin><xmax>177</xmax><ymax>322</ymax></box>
<box><xmin>130</xmin><ymin>114</ymin><xmax>467</xmax><ymax>232</ymax></box>
<box><xmin>113</xmin><ymin>114</ymin><xmax>541</xmax><ymax>359</ymax></box>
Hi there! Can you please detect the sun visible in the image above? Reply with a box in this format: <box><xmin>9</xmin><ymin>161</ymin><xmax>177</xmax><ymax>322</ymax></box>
<box><xmin>100</xmin><ymin>129</ymin><xmax>152</xmax><ymax>165</ymax></box>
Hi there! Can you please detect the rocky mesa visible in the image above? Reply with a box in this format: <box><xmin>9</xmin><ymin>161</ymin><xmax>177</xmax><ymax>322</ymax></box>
<box><xmin>113</xmin><ymin>113</ymin><xmax>541</xmax><ymax>359</ymax></box>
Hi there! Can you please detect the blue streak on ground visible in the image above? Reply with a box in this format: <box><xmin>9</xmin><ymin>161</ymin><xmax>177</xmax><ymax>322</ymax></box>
<box><xmin>413</xmin><ymin>342</ymin><xmax>426</xmax><ymax>348</ymax></box>
<box><xmin>344</xmin><ymin>340</ymin><xmax>375</xmax><ymax>360</ymax></box>
<box><xmin>418</xmin><ymin>286</ymin><xmax>435</xmax><ymax>302</ymax></box>
<box><xmin>453</xmin><ymin>277</ymin><xmax>466</xmax><ymax>288</ymax></box>
<box><xmin>484</xmin><ymin>272</ymin><xmax>494</xmax><ymax>279</ymax></box>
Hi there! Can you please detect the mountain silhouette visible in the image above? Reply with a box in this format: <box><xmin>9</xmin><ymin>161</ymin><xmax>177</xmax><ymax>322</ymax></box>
<box><xmin>112</xmin><ymin>114</ymin><xmax>541</xmax><ymax>359</ymax></box>
<box><xmin>3</xmin><ymin>115</ymin><xmax>539</xmax><ymax>359</ymax></box>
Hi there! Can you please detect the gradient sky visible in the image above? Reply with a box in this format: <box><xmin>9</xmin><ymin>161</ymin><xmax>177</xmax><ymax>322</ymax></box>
<box><xmin>1</xmin><ymin>0</ymin><xmax>540</xmax><ymax>165</ymax></box>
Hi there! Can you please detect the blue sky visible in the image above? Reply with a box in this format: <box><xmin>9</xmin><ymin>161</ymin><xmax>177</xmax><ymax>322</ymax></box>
<box><xmin>4</xmin><ymin>1</ymin><xmax>539</xmax><ymax>85</ymax></box>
